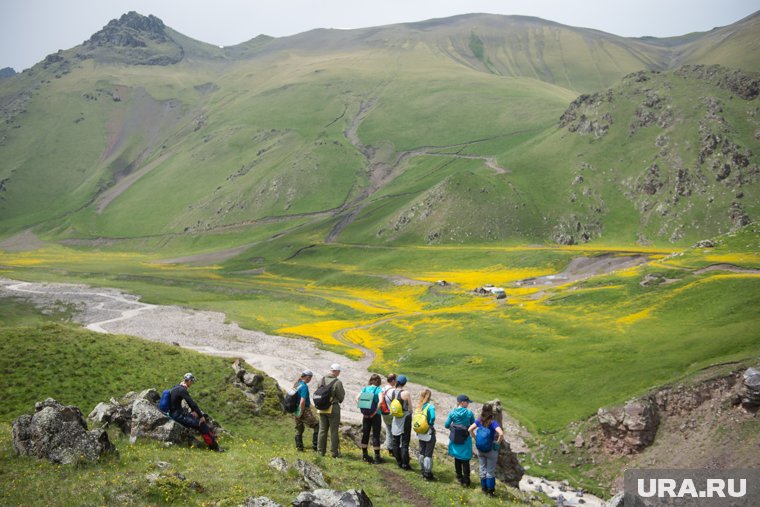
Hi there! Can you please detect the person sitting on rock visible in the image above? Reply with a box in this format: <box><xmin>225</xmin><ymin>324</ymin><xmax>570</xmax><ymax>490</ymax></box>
<box><xmin>169</xmin><ymin>373</ymin><xmax>223</xmax><ymax>452</ymax></box>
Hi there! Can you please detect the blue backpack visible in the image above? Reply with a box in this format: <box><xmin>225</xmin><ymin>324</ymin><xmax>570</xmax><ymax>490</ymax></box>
<box><xmin>475</xmin><ymin>424</ymin><xmax>493</xmax><ymax>453</ymax></box>
<box><xmin>159</xmin><ymin>389</ymin><xmax>171</xmax><ymax>413</ymax></box>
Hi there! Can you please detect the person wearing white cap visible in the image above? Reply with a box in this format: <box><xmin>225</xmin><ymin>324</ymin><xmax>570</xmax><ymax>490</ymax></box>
<box><xmin>315</xmin><ymin>364</ymin><xmax>345</xmax><ymax>457</ymax></box>
<box><xmin>168</xmin><ymin>373</ymin><xmax>223</xmax><ymax>452</ymax></box>
<box><xmin>293</xmin><ymin>370</ymin><xmax>318</xmax><ymax>451</ymax></box>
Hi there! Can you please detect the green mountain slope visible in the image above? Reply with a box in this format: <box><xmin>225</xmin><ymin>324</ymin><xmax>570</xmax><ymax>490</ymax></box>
<box><xmin>0</xmin><ymin>11</ymin><xmax>758</xmax><ymax>248</ymax></box>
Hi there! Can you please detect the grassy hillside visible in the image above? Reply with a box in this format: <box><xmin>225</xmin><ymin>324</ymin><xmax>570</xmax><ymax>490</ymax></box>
<box><xmin>0</xmin><ymin>319</ymin><xmax>538</xmax><ymax>506</ymax></box>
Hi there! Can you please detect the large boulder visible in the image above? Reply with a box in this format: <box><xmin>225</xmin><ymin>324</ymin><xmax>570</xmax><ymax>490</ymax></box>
<box><xmin>12</xmin><ymin>399</ymin><xmax>116</xmax><ymax>464</ymax></box>
<box><xmin>488</xmin><ymin>399</ymin><xmax>525</xmax><ymax>487</ymax></box>
<box><xmin>597</xmin><ymin>397</ymin><xmax>659</xmax><ymax>454</ymax></box>
<box><xmin>292</xmin><ymin>489</ymin><xmax>373</xmax><ymax>507</ymax></box>
<box><xmin>129</xmin><ymin>398</ymin><xmax>196</xmax><ymax>445</ymax></box>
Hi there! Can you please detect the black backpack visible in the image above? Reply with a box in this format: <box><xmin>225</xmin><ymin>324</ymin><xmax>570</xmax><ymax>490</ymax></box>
<box><xmin>283</xmin><ymin>387</ymin><xmax>299</xmax><ymax>413</ymax></box>
<box><xmin>313</xmin><ymin>378</ymin><xmax>339</xmax><ymax>410</ymax></box>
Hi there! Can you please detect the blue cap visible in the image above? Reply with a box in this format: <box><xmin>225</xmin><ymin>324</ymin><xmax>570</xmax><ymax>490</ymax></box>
<box><xmin>457</xmin><ymin>394</ymin><xmax>471</xmax><ymax>403</ymax></box>
<box><xmin>396</xmin><ymin>374</ymin><xmax>407</xmax><ymax>385</ymax></box>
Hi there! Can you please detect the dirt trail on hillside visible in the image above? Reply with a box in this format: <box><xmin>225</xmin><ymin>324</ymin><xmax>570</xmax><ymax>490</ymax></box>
<box><xmin>0</xmin><ymin>277</ymin><xmax>528</xmax><ymax>450</ymax></box>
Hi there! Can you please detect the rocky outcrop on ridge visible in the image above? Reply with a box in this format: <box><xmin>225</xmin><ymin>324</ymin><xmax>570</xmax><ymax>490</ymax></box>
<box><xmin>78</xmin><ymin>11</ymin><xmax>184</xmax><ymax>65</ymax></box>
<box><xmin>12</xmin><ymin>398</ymin><xmax>117</xmax><ymax>464</ymax></box>
<box><xmin>596</xmin><ymin>366</ymin><xmax>758</xmax><ymax>455</ymax></box>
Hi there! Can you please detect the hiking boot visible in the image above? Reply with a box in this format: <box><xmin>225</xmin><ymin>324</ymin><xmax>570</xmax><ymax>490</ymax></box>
<box><xmin>373</xmin><ymin>455</ymin><xmax>385</xmax><ymax>464</ymax></box>
<box><xmin>423</xmin><ymin>473</ymin><xmax>436</xmax><ymax>482</ymax></box>
<box><xmin>362</xmin><ymin>454</ymin><xmax>374</xmax><ymax>464</ymax></box>
<box><xmin>331</xmin><ymin>453</ymin><xmax>342</xmax><ymax>459</ymax></box>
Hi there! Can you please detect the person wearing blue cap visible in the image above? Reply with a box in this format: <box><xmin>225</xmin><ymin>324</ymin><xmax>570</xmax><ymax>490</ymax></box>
<box><xmin>445</xmin><ymin>394</ymin><xmax>475</xmax><ymax>486</ymax></box>
<box><xmin>294</xmin><ymin>370</ymin><xmax>318</xmax><ymax>452</ymax></box>
<box><xmin>390</xmin><ymin>374</ymin><xmax>413</xmax><ymax>470</ymax></box>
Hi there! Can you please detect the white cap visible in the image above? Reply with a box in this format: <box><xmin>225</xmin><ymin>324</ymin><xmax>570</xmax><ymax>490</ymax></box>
<box><xmin>330</xmin><ymin>363</ymin><xmax>342</xmax><ymax>371</ymax></box>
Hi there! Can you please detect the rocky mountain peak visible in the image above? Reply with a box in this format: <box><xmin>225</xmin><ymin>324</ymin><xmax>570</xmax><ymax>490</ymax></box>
<box><xmin>86</xmin><ymin>11</ymin><xmax>170</xmax><ymax>49</ymax></box>
<box><xmin>78</xmin><ymin>11</ymin><xmax>183</xmax><ymax>66</ymax></box>
<box><xmin>0</xmin><ymin>67</ymin><xmax>17</xmax><ymax>79</ymax></box>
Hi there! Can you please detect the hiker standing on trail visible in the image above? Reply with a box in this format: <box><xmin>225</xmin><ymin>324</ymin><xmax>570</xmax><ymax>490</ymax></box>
<box><xmin>445</xmin><ymin>394</ymin><xmax>475</xmax><ymax>487</ymax></box>
<box><xmin>168</xmin><ymin>373</ymin><xmax>223</xmax><ymax>452</ymax></box>
<box><xmin>315</xmin><ymin>363</ymin><xmax>345</xmax><ymax>458</ymax></box>
<box><xmin>413</xmin><ymin>389</ymin><xmax>436</xmax><ymax>481</ymax></box>
<box><xmin>294</xmin><ymin>370</ymin><xmax>318</xmax><ymax>452</ymax></box>
<box><xmin>469</xmin><ymin>402</ymin><xmax>504</xmax><ymax>496</ymax></box>
<box><xmin>390</xmin><ymin>374</ymin><xmax>413</xmax><ymax>470</ymax></box>
<box><xmin>380</xmin><ymin>373</ymin><xmax>397</xmax><ymax>455</ymax></box>
<box><xmin>356</xmin><ymin>373</ymin><xmax>384</xmax><ymax>464</ymax></box>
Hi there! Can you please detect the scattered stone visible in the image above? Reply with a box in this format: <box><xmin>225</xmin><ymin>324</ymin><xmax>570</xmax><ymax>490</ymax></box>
<box><xmin>694</xmin><ymin>239</ymin><xmax>716</xmax><ymax>248</ymax></box>
<box><xmin>292</xmin><ymin>489</ymin><xmax>372</xmax><ymax>507</ymax></box>
<box><xmin>608</xmin><ymin>491</ymin><xmax>624</xmax><ymax>507</ymax></box>
<box><xmin>240</xmin><ymin>497</ymin><xmax>284</xmax><ymax>507</ymax></box>
<box><xmin>268</xmin><ymin>457</ymin><xmax>327</xmax><ymax>490</ymax></box>
<box><xmin>268</xmin><ymin>457</ymin><xmax>289</xmax><ymax>473</ymax></box>
<box><xmin>146</xmin><ymin>471</ymin><xmax>204</xmax><ymax>493</ymax></box>
<box><xmin>12</xmin><ymin>399</ymin><xmax>117</xmax><ymax>464</ymax></box>
<box><xmin>574</xmin><ymin>434</ymin><xmax>585</xmax><ymax>448</ymax></box>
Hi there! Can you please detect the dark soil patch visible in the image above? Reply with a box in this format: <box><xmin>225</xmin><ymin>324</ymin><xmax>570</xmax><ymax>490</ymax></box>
<box><xmin>378</xmin><ymin>467</ymin><xmax>430</xmax><ymax>507</ymax></box>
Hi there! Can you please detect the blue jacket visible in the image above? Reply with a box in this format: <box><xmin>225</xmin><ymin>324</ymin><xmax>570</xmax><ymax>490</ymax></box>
<box><xmin>445</xmin><ymin>406</ymin><xmax>475</xmax><ymax>460</ymax></box>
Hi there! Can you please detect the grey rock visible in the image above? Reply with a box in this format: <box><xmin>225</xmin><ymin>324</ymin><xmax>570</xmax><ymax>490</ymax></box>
<box><xmin>292</xmin><ymin>489</ymin><xmax>372</xmax><ymax>507</ymax></box>
<box><xmin>268</xmin><ymin>457</ymin><xmax>327</xmax><ymax>490</ymax></box>
<box><xmin>294</xmin><ymin>459</ymin><xmax>328</xmax><ymax>490</ymax></box>
<box><xmin>741</xmin><ymin>368</ymin><xmax>760</xmax><ymax>408</ymax></box>
<box><xmin>240</xmin><ymin>497</ymin><xmax>284</xmax><ymax>507</ymax></box>
<box><xmin>608</xmin><ymin>491</ymin><xmax>624</xmax><ymax>507</ymax></box>
<box><xmin>268</xmin><ymin>457</ymin><xmax>289</xmax><ymax>472</ymax></box>
<box><xmin>129</xmin><ymin>398</ymin><xmax>196</xmax><ymax>445</ymax></box>
<box><xmin>11</xmin><ymin>399</ymin><xmax>116</xmax><ymax>464</ymax></box>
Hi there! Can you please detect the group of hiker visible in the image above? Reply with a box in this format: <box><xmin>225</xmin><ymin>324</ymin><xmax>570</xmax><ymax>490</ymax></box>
<box><xmin>288</xmin><ymin>367</ymin><xmax>506</xmax><ymax>495</ymax></box>
<box><xmin>163</xmin><ymin>367</ymin><xmax>505</xmax><ymax>495</ymax></box>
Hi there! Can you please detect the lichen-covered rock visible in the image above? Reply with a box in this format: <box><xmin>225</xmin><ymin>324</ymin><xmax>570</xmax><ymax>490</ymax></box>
<box><xmin>129</xmin><ymin>398</ymin><xmax>196</xmax><ymax>445</ymax></box>
<box><xmin>12</xmin><ymin>399</ymin><xmax>116</xmax><ymax>464</ymax></box>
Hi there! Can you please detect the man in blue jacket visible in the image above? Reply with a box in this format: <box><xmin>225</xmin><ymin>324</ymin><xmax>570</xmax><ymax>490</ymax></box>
<box><xmin>169</xmin><ymin>373</ymin><xmax>223</xmax><ymax>452</ymax></box>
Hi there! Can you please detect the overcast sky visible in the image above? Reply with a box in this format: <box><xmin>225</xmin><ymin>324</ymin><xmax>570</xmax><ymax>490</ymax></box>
<box><xmin>1</xmin><ymin>0</ymin><xmax>758</xmax><ymax>71</ymax></box>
